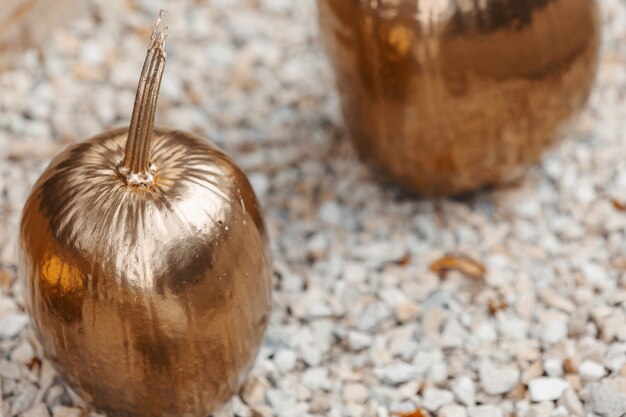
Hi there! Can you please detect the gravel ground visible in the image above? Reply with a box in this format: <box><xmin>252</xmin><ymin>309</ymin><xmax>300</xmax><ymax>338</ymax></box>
<box><xmin>0</xmin><ymin>1</ymin><xmax>625</xmax><ymax>416</ymax></box>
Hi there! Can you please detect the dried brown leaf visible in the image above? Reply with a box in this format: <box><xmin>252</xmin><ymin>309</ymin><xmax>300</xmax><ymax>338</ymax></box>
<box><xmin>488</xmin><ymin>297</ymin><xmax>508</xmax><ymax>316</ymax></box>
<box><xmin>430</xmin><ymin>254</ymin><xmax>486</xmax><ymax>280</ymax></box>
<box><xmin>612</xmin><ymin>199</ymin><xmax>626</xmax><ymax>211</ymax></box>
<box><xmin>397</xmin><ymin>253</ymin><xmax>412</xmax><ymax>266</ymax></box>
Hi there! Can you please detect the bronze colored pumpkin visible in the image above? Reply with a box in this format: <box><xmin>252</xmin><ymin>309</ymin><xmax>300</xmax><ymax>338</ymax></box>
<box><xmin>19</xmin><ymin>14</ymin><xmax>272</xmax><ymax>417</ymax></box>
<box><xmin>318</xmin><ymin>0</ymin><xmax>600</xmax><ymax>196</ymax></box>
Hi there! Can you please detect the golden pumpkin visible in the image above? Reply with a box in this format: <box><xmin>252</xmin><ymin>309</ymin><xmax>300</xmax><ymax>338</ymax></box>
<box><xmin>319</xmin><ymin>0</ymin><xmax>600</xmax><ymax>196</ymax></box>
<box><xmin>19</xmin><ymin>14</ymin><xmax>272</xmax><ymax>417</ymax></box>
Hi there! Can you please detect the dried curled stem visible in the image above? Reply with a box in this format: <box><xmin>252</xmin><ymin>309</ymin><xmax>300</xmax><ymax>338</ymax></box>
<box><xmin>118</xmin><ymin>11</ymin><xmax>168</xmax><ymax>186</ymax></box>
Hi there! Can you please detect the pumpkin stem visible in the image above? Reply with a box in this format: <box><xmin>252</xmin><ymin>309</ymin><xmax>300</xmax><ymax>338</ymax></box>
<box><xmin>118</xmin><ymin>11</ymin><xmax>168</xmax><ymax>186</ymax></box>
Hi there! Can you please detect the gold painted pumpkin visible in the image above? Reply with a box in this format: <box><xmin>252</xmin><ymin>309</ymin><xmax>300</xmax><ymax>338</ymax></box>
<box><xmin>19</xmin><ymin>14</ymin><xmax>272</xmax><ymax>417</ymax></box>
<box><xmin>319</xmin><ymin>0</ymin><xmax>600</xmax><ymax>196</ymax></box>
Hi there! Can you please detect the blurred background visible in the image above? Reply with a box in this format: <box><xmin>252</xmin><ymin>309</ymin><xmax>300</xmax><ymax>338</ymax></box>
<box><xmin>0</xmin><ymin>1</ymin><xmax>625</xmax><ymax>417</ymax></box>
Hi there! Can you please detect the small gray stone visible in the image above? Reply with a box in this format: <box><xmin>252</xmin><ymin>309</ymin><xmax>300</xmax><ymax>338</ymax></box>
<box><xmin>588</xmin><ymin>382</ymin><xmax>626</xmax><ymax>417</ymax></box>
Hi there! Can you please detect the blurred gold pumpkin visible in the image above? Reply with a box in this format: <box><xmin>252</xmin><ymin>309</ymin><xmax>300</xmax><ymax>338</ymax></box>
<box><xmin>19</xmin><ymin>14</ymin><xmax>272</xmax><ymax>417</ymax></box>
<box><xmin>319</xmin><ymin>0</ymin><xmax>600</xmax><ymax>196</ymax></box>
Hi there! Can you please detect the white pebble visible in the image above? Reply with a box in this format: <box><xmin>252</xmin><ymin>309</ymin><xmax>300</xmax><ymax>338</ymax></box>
<box><xmin>0</xmin><ymin>296</ymin><xmax>18</xmax><ymax>316</ymax></box>
<box><xmin>528</xmin><ymin>377</ymin><xmax>569</xmax><ymax>402</ymax></box>
<box><xmin>394</xmin><ymin>302</ymin><xmax>420</xmax><ymax>323</ymax></box>
<box><xmin>241</xmin><ymin>377</ymin><xmax>268</xmax><ymax>406</ymax></box>
<box><xmin>10</xmin><ymin>341</ymin><xmax>35</xmax><ymax>364</ymax></box>
<box><xmin>438</xmin><ymin>404</ymin><xmax>468</xmax><ymax>417</ymax></box>
<box><xmin>422</xmin><ymin>388</ymin><xmax>454</xmax><ymax>412</ymax></box>
<box><xmin>79</xmin><ymin>40</ymin><xmax>106</xmax><ymax>66</ymax></box>
<box><xmin>541</xmin><ymin>319</ymin><xmax>568</xmax><ymax>346</ymax></box>
<box><xmin>498</xmin><ymin>316</ymin><xmax>528</xmax><ymax>340</ymax></box>
<box><xmin>543</xmin><ymin>358</ymin><xmax>563</xmax><ymax>377</ymax></box>
<box><xmin>249</xmin><ymin>173</ymin><xmax>270</xmax><ymax>199</ymax></box>
<box><xmin>318</xmin><ymin>201</ymin><xmax>342</xmax><ymax>225</ymax></box>
<box><xmin>582</xmin><ymin>262</ymin><xmax>610</xmax><ymax>289</ymax></box>
<box><xmin>561</xmin><ymin>388</ymin><xmax>585</xmax><ymax>416</ymax></box>
<box><xmin>579</xmin><ymin>360</ymin><xmax>606</xmax><ymax>381</ymax></box>
<box><xmin>347</xmin><ymin>331</ymin><xmax>373</xmax><ymax>351</ymax></box>
<box><xmin>0</xmin><ymin>360</ymin><xmax>22</xmax><ymax>379</ymax></box>
<box><xmin>479</xmin><ymin>361</ymin><xmax>520</xmax><ymax>395</ymax></box>
<box><xmin>352</xmin><ymin>241</ymin><xmax>407</xmax><ymax>264</ymax></box>
<box><xmin>356</xmin><ymin>301</ymin><xmax>391</xmax><ymax>331</ymax></box>
<box><xmin>52</xmin><ymin>406</ymin><xmax>84</xmax><ymax>417</ymax></box>
<box><xmin>301</xmin><ymin>367</ymin><xmax>329</xmax><ymax>390</ymax></box>
<box><xmin>11</xmin><ymin>384</ymin><xmax>38</xmax><ymax>415</ymax></box>
<box><xmin>472</xmin><ymin>323</ymin><xmax>497</xmax><ymax>344</ymax></box>
<box><xmin>429</xmin><ymin>362</ymin><xmax>449</xmax><ymax>385</ymax></box>
<box><xmin>451</xmin><ymin>375</ymin><xmax>476</xmax><ymax>407</ymax></box>
<box><xmin>23</xmin><ymin>404</ymin><xmax>51</xmax><ymax>417</ymax></box>
<box><xmin>343</xmin><ymin>383</ymin><xmax>368</xmax><ymax>404</ymax></box>
<box><xmin>374</xmin><ymin>363</ymin><xmax>418</xmax><ymax>385</ymax></box>
<box><xmin>0</xmin><ymin>313</ymin><xmax>29</xmax><ymax>338</ymax></box>
<box><xmin>274</xmin><ymin>349</ymin><xmax>297</xmax><ymax>374</ymax></box>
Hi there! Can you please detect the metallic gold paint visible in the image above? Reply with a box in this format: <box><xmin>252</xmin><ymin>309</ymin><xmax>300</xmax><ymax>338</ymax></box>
<box><xmin>19</xmin><ymin>128</ymin><xmax>272</xmax><ymax>417</ymax></box>
<box><xmin>319</xmin><ymin>0</ymin><xmax>600</xmax><ymax>196</ymax></box>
